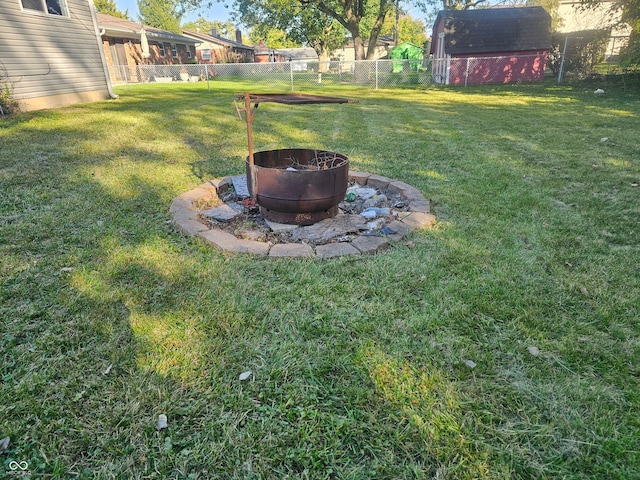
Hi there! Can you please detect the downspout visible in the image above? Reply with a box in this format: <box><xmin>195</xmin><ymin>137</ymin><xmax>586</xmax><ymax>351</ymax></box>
<box><xmin>88</xmin><ymin>0</ymin><xmax>119</xmax><ymax>99</ymax></box>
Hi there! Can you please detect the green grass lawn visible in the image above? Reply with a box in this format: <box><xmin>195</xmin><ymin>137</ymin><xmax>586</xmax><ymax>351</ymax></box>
<box><xmin>1</xmin><ymin>79</ymin><xmax>639</xmax><ymax>479</ymax></box>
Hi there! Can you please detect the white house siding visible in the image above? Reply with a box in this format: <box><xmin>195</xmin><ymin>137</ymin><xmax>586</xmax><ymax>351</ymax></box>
<box><xmin>558</xmin><ymin>0</ymin><xmax>632</xmax><ymax>58</ymax></box>
<box><xmin>0</xmin><ymin>0</ymin><xmax>111</xmax><ymax>111</ymax></box>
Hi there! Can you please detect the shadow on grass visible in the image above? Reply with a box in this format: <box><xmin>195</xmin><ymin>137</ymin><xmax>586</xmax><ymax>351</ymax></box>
<box><xmin>1</xmin><ymin>81</ymin><xmax>638</xmax><ymax>478</ymax></box>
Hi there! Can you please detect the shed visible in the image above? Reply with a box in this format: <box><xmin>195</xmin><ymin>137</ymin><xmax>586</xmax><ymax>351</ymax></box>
<box><xmin>431</xmin><ymin>7</ymin><xmax>551</xmax><ymax>85</ymax></box>
<box><xmin>390</xmin><ymin>43</ymin><xmax>424</xmax><ymax>72</ymax></box>
<box><xmin>0</xmin><ymin>0</ymin><xmax>114</xmax><ymax>112</ymax></box>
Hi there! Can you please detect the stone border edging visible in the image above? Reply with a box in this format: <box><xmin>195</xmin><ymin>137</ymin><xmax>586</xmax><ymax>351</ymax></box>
<box><xmin>170</xmin><ymin>171</ymin><xmax>435</xmax><ymax>258</ymax></box>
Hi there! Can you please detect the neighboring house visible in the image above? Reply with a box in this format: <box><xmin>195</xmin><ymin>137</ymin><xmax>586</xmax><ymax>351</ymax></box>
<box><xmin>253</xmin><ymin>41</ymin><xmax>287</xmax><ymax>63</ymax></box>
<box><xmin>557</xmin><ymin>0</ymin><xmax>631</xmax><ymax>59</ymax></box>
<box><xmin>181</xmin><ymin>29</ymin><xmax>254</xmax><ymax>64</ymax></box>
<box><xmin>431</xmin><ymin>6</ymin><xmax>552</xmax><ymax>85</ymax></box>
<box><xmin>98</xmin><ymin>13</ymin><xmax>198</xmax><ymax>83</ymax></box>
<box><xmin>277</xmin><ymin>48</ymin><xmax>319</xmax><ymax>71</ymax></box>
<box><xmin>331</xmin><ymin>35</ymin><xmax>395</xmax><ymax>63</ymax></box>
<box><xmin>0</xmin><ymin>0</ymin><xmax>115</xmax><ymax>112</ymax></box>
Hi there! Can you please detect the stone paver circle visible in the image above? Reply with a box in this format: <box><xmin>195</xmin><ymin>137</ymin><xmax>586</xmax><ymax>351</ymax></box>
<box><xmin>170</xmin><ymin>171</ymin><xmax>435</xmax><ymax>258</ymax></box>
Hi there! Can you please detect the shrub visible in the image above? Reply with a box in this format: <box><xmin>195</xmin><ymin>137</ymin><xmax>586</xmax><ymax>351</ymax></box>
<box><xmin>0</xmin><ymin>62</ymin><xmax>19</xmax><ymax>115</ymax></box>
<box><xmin>548</xmin><ymin>30</ymin><xmax>610</xmax><ymax>77</ymax></box>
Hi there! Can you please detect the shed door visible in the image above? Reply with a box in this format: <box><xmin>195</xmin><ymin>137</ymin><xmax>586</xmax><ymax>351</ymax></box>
<box><xmin>433</xmin><ymin>32</ymin><xmax>450</xmax><ymax>85</ymax></box>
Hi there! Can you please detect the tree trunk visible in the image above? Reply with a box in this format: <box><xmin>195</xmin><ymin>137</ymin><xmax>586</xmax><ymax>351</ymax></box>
<box><xmin>352</xmin><ymin>35</ymin><xmax>366</xmax><ymax>61</ymax></box>
<box><xmin>318</xmin><ymin>49</ymin><xmax>329</xmax><ymax>72</ymax></box>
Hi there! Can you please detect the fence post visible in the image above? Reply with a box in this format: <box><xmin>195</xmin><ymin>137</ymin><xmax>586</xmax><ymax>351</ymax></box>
<box><xmin>375</xmin><ymin>60</ymin><xmax>379</xmax><ymax>90</ymax></box>
<box><xmin>464</xmin><ymin>58</ymin><xmax>470</xmax><ymax>87</ymax></box>
<box><xmin>203</xmin><ymin>65</ymin><xmax>210</xmax><ymax>92</ymax></box>
<box><xmin>121</xmin><ymin>65</ymin><xmax>128</xmax><ymax>84</ymax></box>
<box><xmin>290</xmin><ymin>63</ymin><xmax>294</xmax><ymax>91</ymax></box>
<box><xmin>558</xmin><ymin>36</ymin><xmax>569</xmax><ymax>84</ymax></box>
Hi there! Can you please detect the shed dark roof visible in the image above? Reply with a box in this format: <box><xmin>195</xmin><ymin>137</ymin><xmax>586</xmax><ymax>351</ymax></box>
<box><xmin>435</xmin><ymin>6</ymin><xmax>551</xmax><ymax>55</ymax></box>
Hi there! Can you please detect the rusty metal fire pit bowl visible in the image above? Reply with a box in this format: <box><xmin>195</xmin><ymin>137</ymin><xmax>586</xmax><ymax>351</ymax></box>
<box><xmin>235</xmin><ymin>92</ymin><xmax>357</xmax><ymax>226</ymax></box>
<box><xmin>247</xmin><ymin>148</ymin><xmax>349</xmax><ymax>225</ymax></box>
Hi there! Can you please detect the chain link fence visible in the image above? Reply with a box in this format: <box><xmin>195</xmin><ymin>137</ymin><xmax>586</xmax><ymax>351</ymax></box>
<box><xmin>433</xmin><ymin>54</ymin><xmax>548</xmax><ymax>86</ymax></box>
<box><xmin>108</xmin><ymin>59</ymin><xmax>434</xmax><ymax>90</ymax></box>
<box><xmin>108</xmin><ymin>52</ymin><xmax>637</xmax><ymax>90</ymax></box>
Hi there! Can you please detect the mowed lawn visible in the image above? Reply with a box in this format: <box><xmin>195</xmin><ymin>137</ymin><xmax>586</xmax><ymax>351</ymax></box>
<box><xmin>1</xmin><ymin>79</ymin><xmax>638</xmax><ymax>479</ymax></box>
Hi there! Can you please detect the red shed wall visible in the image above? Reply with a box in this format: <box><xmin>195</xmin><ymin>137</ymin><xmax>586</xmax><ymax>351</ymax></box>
<box><xmin>431</xmin><ymin>19</ymin><xmax>446</xmax><ymax>57</ymax></box>
<box><xmin>448</xmin><ymin>50</ymin><xmax>548</xmax><ymax>85</ymax></box>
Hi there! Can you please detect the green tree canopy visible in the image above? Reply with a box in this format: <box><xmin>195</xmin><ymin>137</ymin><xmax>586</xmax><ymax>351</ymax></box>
<box><xmin>94</xmin><ymin>0</ymin><xmax>129</xmax><ymax>18</ymax></box>
<box><xmin>524</xmin><ymin>0</ymin><xmax>562</xmax><ymax>31</ymax></box>
<box><xmin>182</xmin><ymin>17</ymin><xmax>237</xmax><ymax>38</ymax></box>
<box><xmin>414</xmin><ymin>0</ymin><xmax>487</xmax><ymax>11</ymax></box>
<box><xmin>234</xmin><ymin>0</ymin><xmax>394</xmax><ymax>60</ymax></box>
<box><xmin>577</xmin><ymin>0</ymin><xmax>640</xmax><ymax>64</ymax></box>
<box><xmin>236</xmin><ymin>0</ymin><xmax>347</xmax><ymax>61</ymax></box>
<box><xmin>248</xmin><ymin>26</ymin><xmax>301</xmax><ymax>48</ymax></box>
<box><xmin>138</xmin><ymin>0</ymin><xmax>182</xmax><ymax>33</ymax></box>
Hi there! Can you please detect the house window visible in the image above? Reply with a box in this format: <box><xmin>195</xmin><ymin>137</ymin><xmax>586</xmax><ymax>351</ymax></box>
<box><xmin>201</xmin><ymin>50</ymin><xmax>212</xmax><ymax>61</ymax></box>
<box><xmin>187</xmin><ymin>50</ymin><xmax>192</xmax><ymax>59</ymax></box>
<box><xmin>158</xmin><ymin>43</ymin><xmax>166</xmax><ymax>56</ymax></box>
<box><xmin>171</xmin><ymin>44</ymin><xmax>178</xmax><ymax>57</ymax></box>
<box><xmin>21</xmin><ymin>0</ymin><xmax>68</xmax><ymax>16</ymax></box>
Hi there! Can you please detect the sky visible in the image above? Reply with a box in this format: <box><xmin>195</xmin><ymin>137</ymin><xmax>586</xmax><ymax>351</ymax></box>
<box><xmin>115</xmin><ymin>0</ymin><xmax>232</xmax><ymax>24</ymax></box>
<box><xmin>114</xmin><ymin>1</ymin><xmax>430</xmax><ymax>31</ymax></box>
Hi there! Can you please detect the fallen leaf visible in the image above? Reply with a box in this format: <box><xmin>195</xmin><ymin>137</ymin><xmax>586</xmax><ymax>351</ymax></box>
<box><xmin>0</xmin><ymin>436</ymin><xmax>9</xmax><ymax>452</ymax></box>
<box><xmin>157</xmin><ymin>414</ymin><xmax>168</xmax><ymax>430</ymax></box>
<box><xmin>239</xmin><ymin>370</ymin><xmax>252</xmax><ymax>381</ymax></box>
<box><xmin>527</xmin><ymin>346</ymin><xmax>540</xmax><ymax>357</ymax></box>
<box><xmin>102</xmin><ymin>364</ymin><xmax>113</xmax><ymax>375</ymax></box>
<box><xmin>60</xmin><ymin>267</ymin><xmax>74</xmax><ymax>273</ymax></box>
<box><xmin>580</xmin><ymin>286</ymin><xmax>589</xmax><ymax>297</ymax></box>
<box><xmin>463</xmin><ymin>359</ymin><xmax>477</xmax><ymax>369</ymax></box>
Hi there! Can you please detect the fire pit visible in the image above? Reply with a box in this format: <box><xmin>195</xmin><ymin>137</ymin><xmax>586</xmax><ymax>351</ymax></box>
<box><xmin>248</xmin><ymin>148</ymin><xmax>349</xmax><ymax>225</ymax></box>
<box><xmin>236</xmin><ymin>93</ymin><xmax>357</xmax><ymax>226</ymax></box>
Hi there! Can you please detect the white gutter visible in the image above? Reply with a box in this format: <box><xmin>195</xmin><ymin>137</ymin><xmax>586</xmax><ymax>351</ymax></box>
<box><xmin>88</xmin><ymin>0</ymin><xmax>118</xmax><ymax>99</ymax></box>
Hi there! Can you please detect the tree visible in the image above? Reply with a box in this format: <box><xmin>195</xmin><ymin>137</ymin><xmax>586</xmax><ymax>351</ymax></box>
<box><xmin>248</xmin><ymin>26</ymin><xmax>300</xmax><ymax>48</ymax></box>
<box><xmin>138</xmin><ymin>0</ymin><xmax>182</xmax><ymax>33</ymax></box>
<box><xmin>397</xmin><ymin>15</ymin><xmax>428</xmax><ymax>45</ymax></box>
<box><xmin>363</xmin><ymin>8</ymin><xmax>427</xmax><ymax>45</ymax></box>
<box><xmin>94</xmin><ymin>0</ymin><xmax>129</xmax><ymax>18</ymax></box>
<box><xmin>527</xmin><ymin>0</ymin><xmax>562</xmax><ymax>31</ymax></box>
<box><xmin>182</xmin><ymin>17</ymin><xmax>237</xmax><ymax>38</ymax></box>
<box><xmin>609</xmin><ymin>0</ymin><xmax>640</xmax><ymax>65</ymax></box>
<box><xmin>234</xmin><ymin>0</ymin><xmax>395</xmax><ymax>60</ymax></box>
<box><xmin>578</xmin><ymin>0</ymin><xmax>640</xmax><ymax>65</ymax></box>
<box><xmin>413</xmin><ymin>0</ymin><xmax>487</xmax><ymax>11</ymax></box>
<box><xmin>236</xmin><ymin>0</ymin><xmax>347</xmax><ymax>62</ymax></box>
